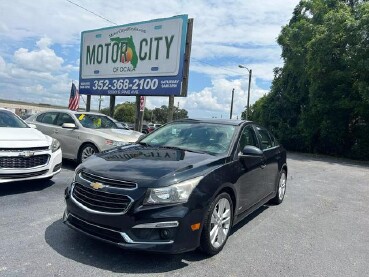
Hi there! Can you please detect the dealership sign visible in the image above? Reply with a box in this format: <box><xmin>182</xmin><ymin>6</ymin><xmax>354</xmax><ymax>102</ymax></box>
<box><xmin>79</xmin><ymin>15</ymin><xmax>188</xmax><ymax>96</ymax></box>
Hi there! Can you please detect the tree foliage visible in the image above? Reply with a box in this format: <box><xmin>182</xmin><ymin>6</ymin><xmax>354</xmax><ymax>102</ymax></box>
<box><xmin>247</xmin><ymin>0</ymin><xmax>369</xmax><ymax>159</ymax></box>
<box><xmin>100</xmin><ymin>101</ymin><xmax>188</xmax><ymax>124</ymax></box>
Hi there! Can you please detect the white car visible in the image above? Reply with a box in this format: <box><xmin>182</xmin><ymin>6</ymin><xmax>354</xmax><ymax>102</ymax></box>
<box><xmin>0</xmin><ymin>108</ymin><xmax>62</xmax><ymax>183</ymax></box>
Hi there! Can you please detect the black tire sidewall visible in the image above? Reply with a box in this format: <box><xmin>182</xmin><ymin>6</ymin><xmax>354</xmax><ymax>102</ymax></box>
<box><xmin>78</xmin><ymin>143</ymin><xmax>98</xmax><ymax>164</ymax></box>
<box><xmin>273</xmin><ymin>169</ymin><xmax>287</xmax><ymax>204</ymax></box>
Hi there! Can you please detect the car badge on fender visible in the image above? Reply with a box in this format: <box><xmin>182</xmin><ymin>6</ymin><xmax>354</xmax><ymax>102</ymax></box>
<box><xmin>90</xmin><ymin>182</ymin><xmax>104</xmax><ymax>190</ymax></box>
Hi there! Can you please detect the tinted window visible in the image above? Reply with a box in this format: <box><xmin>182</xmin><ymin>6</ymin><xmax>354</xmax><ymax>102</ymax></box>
<box><xmin>239</xmin><ymin>125</ymin><xmax>259</xmax><ymax>150</ymax></box>
<box><xmin>36</xmin><ymin>113</ymin><xmax>45</xmax><ymax>122</ymax></box>
<box><xmin>0</xmin><ymin>110</ymin><xmax>28</xmax><ymax>128</ymax></box>
<box><xmin>40</xmin><ymin>112</ymin><xmax>58</xmax><ymax>125</ymax></box>
<box><xmin>56</xmin><ymin>113</ymin><xmax>75</xmax><ymax>126</ymax></box>
<box><xmin>141</xmin><ymin>122</ymin><xmax>236</xmax><ymax>155</ymax></box>
<box><xmin>256</xmin><ymin>127</ymin><xmax>273</xmax><ymax>150</ymax></box>
<box><xmin>76</xmin><ymin>113</ymin><xmax>117</xmax><ymax>129</ymax></box>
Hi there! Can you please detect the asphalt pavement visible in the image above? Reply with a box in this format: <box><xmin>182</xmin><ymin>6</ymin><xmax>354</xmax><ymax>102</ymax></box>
<box><xmin>0</xmin><ymin>153</ymin><xmax>368</xmax><ymax>277</ymax></box>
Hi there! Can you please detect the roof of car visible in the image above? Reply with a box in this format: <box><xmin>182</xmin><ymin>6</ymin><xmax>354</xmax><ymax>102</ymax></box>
<box><xmin>175</xmin><ymin>118</ymin><xmax>251</xmax><ymax>126</ymax></box>
<box><xmin>36</xmin><ymin>109</ymin><xmax>104</xmax><ymax>116</ymax></box>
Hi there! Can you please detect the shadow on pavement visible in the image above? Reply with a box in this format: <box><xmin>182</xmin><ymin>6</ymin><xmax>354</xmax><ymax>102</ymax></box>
<box><xmin>0</xmin><ymin>179</ymin><xmax>54</xmax><ymax>196</ymax></box>
<box><xmin>230</xmin><ymin>205</ymin><xmax>269</xmax><ymax>235</ymax></box>
<box><xmin>45</xmin><ymin>204</ymin><xmax>270</xmax><ymax>274</ymax></box>
<box><xmin>62</xmin><ymin>159</ymin><xmax>78</xmax><ymax>171</ymax></box>
<box><xmin>45</xmin><ymin>219</ymin><xmax>207</xmax><ymax>274</ymax></box>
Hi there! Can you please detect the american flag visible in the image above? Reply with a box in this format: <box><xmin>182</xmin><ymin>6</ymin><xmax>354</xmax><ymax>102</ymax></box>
<box><xmin>68</xmin><ymin>83</ymin><xmax>79</xmax><ymax>111</ymax></box>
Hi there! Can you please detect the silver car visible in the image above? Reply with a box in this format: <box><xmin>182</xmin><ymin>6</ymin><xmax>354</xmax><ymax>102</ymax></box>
<box><xmin>26</xmin><ymin>110</ymin><xmax>143</xmax><ymax>163</ymax></box>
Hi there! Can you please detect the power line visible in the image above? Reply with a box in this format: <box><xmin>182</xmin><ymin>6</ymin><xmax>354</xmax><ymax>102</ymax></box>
<box><xmin>65</xmin><ymin>0</ymin><xmax>118</xmax><ymax>26</ymax></box>
<box><xmin>191</xmin><ymin>58</ymin><xmax>244</xmax><ymax>75</ymax></box>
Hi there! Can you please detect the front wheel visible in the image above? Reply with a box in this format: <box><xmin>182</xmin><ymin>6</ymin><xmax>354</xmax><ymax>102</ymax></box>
<box><xmin>200</xmin><ymin>192</ymin><xmax>233</xmax><ymax>256</ymax></box>
<box><xmin>78</xmin><ymin>143</ymin><xmax>98</xmax><ymax>164</ymax></box>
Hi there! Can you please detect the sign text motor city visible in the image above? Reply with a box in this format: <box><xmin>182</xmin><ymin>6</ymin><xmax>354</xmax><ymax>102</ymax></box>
<box><xmin>86</xmin><ymin>35</ymin><xmax>175</xmax><ymax>65</ymax></box>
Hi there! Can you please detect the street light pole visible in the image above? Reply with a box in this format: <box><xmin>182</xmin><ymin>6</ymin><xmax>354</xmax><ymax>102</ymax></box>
<box><xmin>230</xmin><ymin>88</ymin><xmax>235</xmax><ymax>119</ymax></box>
<box><xmin>238</xmin><ymin>65</ymin><xmax>252</xmax><ymax>120</ymax></box>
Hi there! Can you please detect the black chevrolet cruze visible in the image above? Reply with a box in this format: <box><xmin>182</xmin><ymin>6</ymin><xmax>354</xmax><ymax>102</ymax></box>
<box><xmin>63</xmin><ymin>119</ymin><xmax>287</xmax><ymax>255</ymax></box>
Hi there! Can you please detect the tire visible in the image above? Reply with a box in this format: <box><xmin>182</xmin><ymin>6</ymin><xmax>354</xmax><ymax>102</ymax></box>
<box><xmin>270</xmin><ymin>169</ymin><xmax>287</xmax><ymax>205</ymax></box>
<box><xmin>200</xmin><ymin>192</ymin><xmax>233</xmax><ymax>256</ymax></box>
<box><xmin>78</xmin><ymin>143</ymin><xmax>98</xmax><ymax>164</ymax></box>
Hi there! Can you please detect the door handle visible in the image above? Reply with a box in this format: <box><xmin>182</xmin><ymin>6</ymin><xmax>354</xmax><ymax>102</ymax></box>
<box><xmin>54</xmin><ymin>130</ymin><xmax>59</xmax><ymax>134</ymax></box>
<box><xmin>260</xmin><ymin>163</ymin><xmax>266</xmax><ymax>169</ymax></box>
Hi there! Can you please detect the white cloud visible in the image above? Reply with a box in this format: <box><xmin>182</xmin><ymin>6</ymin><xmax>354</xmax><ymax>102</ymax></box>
<box><xmin>13</xmin><ymin>37</ymin><xmax>64</xmax><ymax>72</ymax></box>
<box><xmin>0</xmin><ymin>0</ymin><xmax>300</xmax><ymax>116</ymax></box>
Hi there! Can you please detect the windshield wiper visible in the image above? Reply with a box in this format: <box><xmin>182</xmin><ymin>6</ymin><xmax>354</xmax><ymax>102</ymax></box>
<box><xmin>159</xmin><ymin>145</ymin><xmax>208</xmax><ymax>154</ymax></box>
<box><xmin>138</xmin><ymin>142</ymin><xmax>152</xmax><ymax>147</ymax></box>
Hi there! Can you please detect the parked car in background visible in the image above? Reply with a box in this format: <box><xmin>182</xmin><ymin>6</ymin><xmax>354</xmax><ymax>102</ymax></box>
<box><xmin>26</xmin><ymin>110</ymin><xmax>143</xmax><ymax>163</ymax></box>
<box><xmin>116</xmin><ymin>122</ymin><xmax>130</xmax><ymax>129</ymax></box>
<box><xmin>142</xmin><ymin>124</ymin><xmax>155</xmax><ymax>134</ymax></box>
<box><xmin>63</xmin><ymin>119</ymin><xmax>287</xmax><ymax>255</ymax></box>
<box><xmin>148</xmin><ymin>123</ymin><xmax>162</xmax><ymax>129</ymax></box>
<box><xmin>0</xmin><ymin>108</ymin><xmax>62</xmax><ymax>183</ymax></box>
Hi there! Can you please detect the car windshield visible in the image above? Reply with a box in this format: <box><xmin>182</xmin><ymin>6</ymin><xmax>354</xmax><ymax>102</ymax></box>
<box><xmin>76</xmin><ymin>113</ymin><xmax>118</xmax><ymax>129</ymax></box>
<box><xmin>140</xmin><ymin>122</ymin><xmax>236</xmax><ymax>155</ymax></box>
<box><xmin>0</xmin><ymin>110</ymin><xmax>29</xmax><ymax>128</ymax></box>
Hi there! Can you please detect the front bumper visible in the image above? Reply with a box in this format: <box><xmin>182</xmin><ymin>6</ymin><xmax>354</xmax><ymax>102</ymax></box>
<box><xmin>0</xmin><ymin>149</ymin><xmax>62</xmax><ymax>184</ymax></box>
<box><xmin>63</xmin><ymin>184</ymin><xmax>205</xmax><ymax>254</ymax></box>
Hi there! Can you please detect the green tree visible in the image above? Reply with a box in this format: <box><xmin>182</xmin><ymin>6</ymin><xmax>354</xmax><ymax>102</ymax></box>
<box><xmin>113</xmin><ymin>102</ymin><xmax>135</xmax><ymax>123</ymax></box>
<box><xmin>246</xmin><ymin>0</ymin><xmax>369</xmax><ymax>159</ymax></box>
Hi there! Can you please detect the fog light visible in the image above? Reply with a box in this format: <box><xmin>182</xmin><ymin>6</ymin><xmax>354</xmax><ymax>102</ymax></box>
<box><xmin>160</xmin><ymin>229</ymin><xmax>171</xmax><ymax>240</ymax></box>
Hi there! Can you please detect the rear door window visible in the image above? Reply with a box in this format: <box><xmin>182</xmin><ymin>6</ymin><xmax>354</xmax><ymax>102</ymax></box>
<box><xmin>40</xmin><ymin>112</ymin><xmax>58</xmax><ymax>125</ymax></box>
<box><xmin>56</xmin><ymin>113</ymin><xmax>75</xmax><ymax>126</ymax></box>
<box><xmin>256</xmin><ymin>127</ymin><xmax>274</xmax><ymax>150</ymax></box>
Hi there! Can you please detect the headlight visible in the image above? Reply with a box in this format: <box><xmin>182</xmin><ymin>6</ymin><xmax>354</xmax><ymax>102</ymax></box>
<box><xmin>105</xmin><ymin>139</ymin><xmax>127</xmax><ymax>147</ymax></box>
<box><xmin>143</xmin><ymin>176</ymin><xmax>203</xmax><ymax>205</ymax></box>
<box><xmin>50</xmin><ymin>138</ymin><xmax>61</xmax><ymax>153</ymax></box>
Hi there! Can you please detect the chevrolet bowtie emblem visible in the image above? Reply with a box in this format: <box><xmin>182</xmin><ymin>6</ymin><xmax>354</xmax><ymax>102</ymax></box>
<box><xmin>90</xmin><ymin>182</ymin><xmax>104</xmax><ymax>190</ymax></box>
<box><xmin>18</xmin><ymin>151</ymin><xmax>35</xmax><ymax>158</ymax></box>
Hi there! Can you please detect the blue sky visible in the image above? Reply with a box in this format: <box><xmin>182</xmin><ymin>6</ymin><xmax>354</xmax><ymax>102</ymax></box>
<box><xmin>0</xmin><ymin>0</ymin><xmax>300</xmax><ymax>118</ymax></box>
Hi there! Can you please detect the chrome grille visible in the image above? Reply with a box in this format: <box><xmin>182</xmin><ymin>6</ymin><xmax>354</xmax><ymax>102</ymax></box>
<box><xmin>80</xmin><ymin>171</ymin><xmax>137</xmax><ymax>189</ymax></box>
<box><xmin>0</xmin><ymin>170</ymin><xmax>48</xmax><ymax>179</ymax></box>
<box><xmin>72</xmin><ymin>183</ymin><xmax>132</xmax><ymax>214</ymax></box>
<box><xmin>0</xmin><ymin>155</ymin><xmax>49</xmax><ymax>169</ymax></box>
<box><xmin>0</xmin><ymin>147</ymin><xmax>49</xmax><ymax>152</ymax></box>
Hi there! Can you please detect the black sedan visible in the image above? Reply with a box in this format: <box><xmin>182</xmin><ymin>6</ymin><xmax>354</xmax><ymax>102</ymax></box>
<box><xmin>63</xmin><ymin>119</ymin><xmax>287</xmax><ymax>255</ymax></box>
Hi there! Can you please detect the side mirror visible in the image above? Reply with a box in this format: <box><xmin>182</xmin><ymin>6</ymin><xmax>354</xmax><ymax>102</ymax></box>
<box><xmin>62</xmin><ymin>123</ymin><xmax>77</xmax><ymax>129</ymax></box>
<box><xmin>28</xmin><ymin>123</ymin><xmax>37</xmax><ymax>129</ymax></box>
<box><xmin>241</xmin><ymin>145</ymin><xmax>263</xmax><ymax>157</ymax></box>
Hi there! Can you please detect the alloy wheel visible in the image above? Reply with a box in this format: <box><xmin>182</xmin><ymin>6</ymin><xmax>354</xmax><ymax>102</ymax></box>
<box><xmin>278</xmin><ymin>172</ymin><xmax>287</xmax><ymax>201</ymax></box>
<box><xmin>81</xmin><ymin>146</ymin><xmax>96</xmax><ymax>162</ymax></box>
<box><xmin>210</xmin><ymin>197</ymin><xmax>231</xmax><ymax>249</ymax></box>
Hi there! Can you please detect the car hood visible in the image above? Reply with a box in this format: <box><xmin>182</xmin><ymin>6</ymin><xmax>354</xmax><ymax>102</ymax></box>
<box><xmin>0</xmin><ymin>127</ymin><xmax>50</xmax><ymax>148</ymax></box>
<box><xmin>79</xmin><ymin>144</ymin><xmax>225</xmax><ymax>188</ymax></box>
<box><xmin>93</xmin><ymin>128</ymin><xmax>143</xmax><ymax>142</ymax></box>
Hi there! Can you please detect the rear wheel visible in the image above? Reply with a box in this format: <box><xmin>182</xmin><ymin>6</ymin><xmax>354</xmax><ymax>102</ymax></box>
<box><xmin>271</xmin><ymin>169</ymin><xmax>287</xmax><ymax>205</ymax></box>
<box><xmin>78</xmin><ymin>143</ymin><xmax>98</xmax><ymax>164</ymax></box>
<box><xmin>200</xmin><ymin>192</ymin><xmax>233</xmax><ymax>256</ymax></box>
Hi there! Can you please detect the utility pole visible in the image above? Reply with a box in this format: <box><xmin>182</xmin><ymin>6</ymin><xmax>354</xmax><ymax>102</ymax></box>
<box><xmin>238</xmin><ymin>65</ymin><xmax>252</xmax><ymax>120</ymax></box>
<box><xmin>98</xmin><ymin>95</ymin><xmax>103</xmax><ymax>111</ymax></box>
<box><xmin>230</xmin><ymin>88</ymin><xmax>235</xmax><ymax>119</ymax></box>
